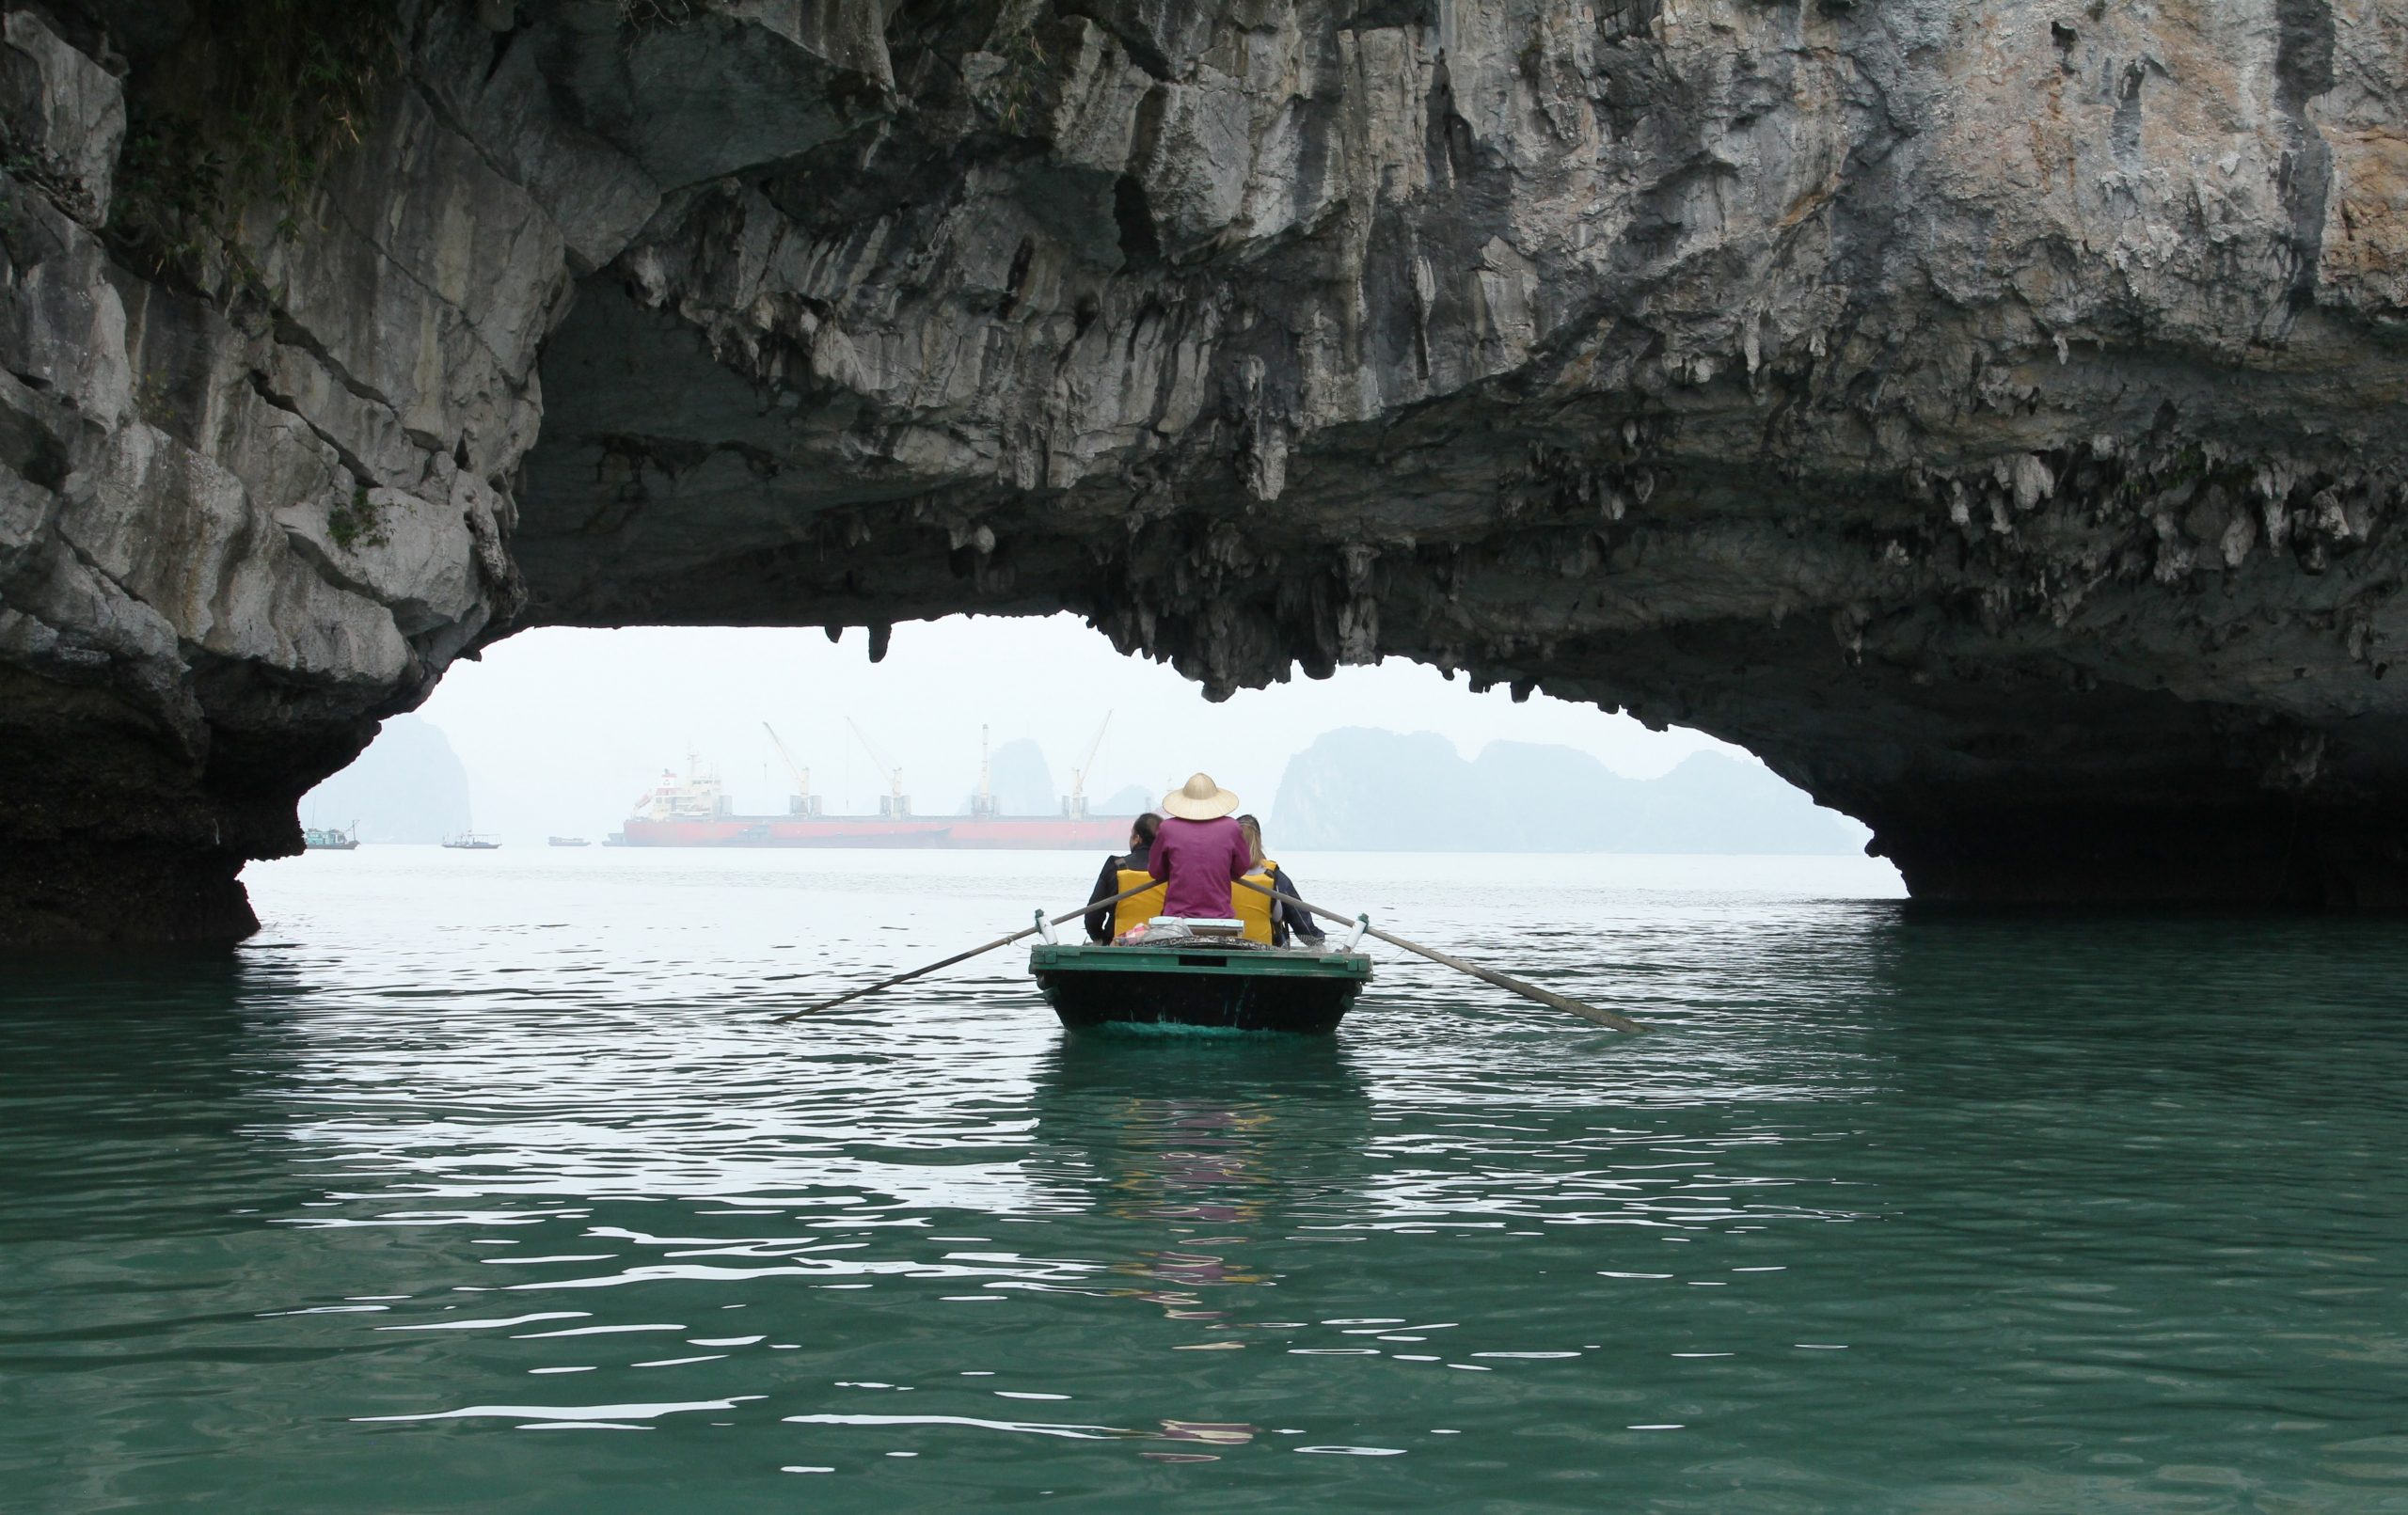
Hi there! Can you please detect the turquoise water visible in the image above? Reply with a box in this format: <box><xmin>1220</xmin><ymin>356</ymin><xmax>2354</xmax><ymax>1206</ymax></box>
<box><xmin>3</xmin><ymin>849</ymin><xmax>2405</xmax><ymax>1512</ymax></box>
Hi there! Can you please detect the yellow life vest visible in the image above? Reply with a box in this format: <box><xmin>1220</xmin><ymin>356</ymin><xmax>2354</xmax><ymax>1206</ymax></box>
<box><xmin>1111</xmin><ymin>868</ymin><xmax>1167</xmax><ymax>939</ymax></box>
<box><xmin>1231</xmin><ymin>869</ymin><xmax>1275</xmax><ymax>943</ymax></box>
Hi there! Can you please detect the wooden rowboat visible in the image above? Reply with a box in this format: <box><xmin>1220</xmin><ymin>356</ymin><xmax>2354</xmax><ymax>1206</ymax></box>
<box><xmin>1028</xmin><ymin>941</ymin><xmax>1373</xmax><ymax>1034</ymax></box>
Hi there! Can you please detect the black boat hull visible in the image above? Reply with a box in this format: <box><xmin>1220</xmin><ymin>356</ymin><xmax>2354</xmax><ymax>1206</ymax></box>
<box><xmin>1028</xmin><ymin>943</ymin><xmax>1372</xmax><ymax>1034</ymax></box>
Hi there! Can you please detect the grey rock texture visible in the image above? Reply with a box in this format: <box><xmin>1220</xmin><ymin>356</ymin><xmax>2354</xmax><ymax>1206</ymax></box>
<box><xmin>2</xmin><ymin>0</ymin><xmax>2405</xmax><ymax>939</ymax></box>
<box><xmin>0</xmin><ymin>2</ymin><xmax>546</xmax><ymax>939</ymax></box>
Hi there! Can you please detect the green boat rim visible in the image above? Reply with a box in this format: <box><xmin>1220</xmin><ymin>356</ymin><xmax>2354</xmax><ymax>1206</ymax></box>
<box><xmin>1027</xmin><ymin>940</ymin><xmax>1374</xmax><ymax>1034</ymax></box>
<box><xmin>1028</xmin><ymin>942</ymin><xmax>1371</xmax><ymax>978</ymax></box>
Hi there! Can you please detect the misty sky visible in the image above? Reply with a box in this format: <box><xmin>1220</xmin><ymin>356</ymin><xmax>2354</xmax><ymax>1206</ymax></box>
<box><xmin>370</xmin><ymin>613</ymin><xmax>1761</xmax><ymax>839</ymax></box>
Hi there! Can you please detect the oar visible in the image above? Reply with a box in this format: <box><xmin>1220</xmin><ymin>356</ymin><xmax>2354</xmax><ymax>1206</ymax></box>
<box><xmin>1237</xmin><ymin>878</ymin><xmax>1648</xmax><ymax>1034</ymax></box>
<box><xmin>772</xmin><ymin>878</ymin><xmax>1163</xmax><ymax>1022</ymax></box>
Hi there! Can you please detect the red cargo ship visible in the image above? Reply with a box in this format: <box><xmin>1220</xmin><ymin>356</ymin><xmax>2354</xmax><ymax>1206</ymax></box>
<box><xmin>617</xmin><ymin>814</ymin><xmax>1133</xmax><ymax>849</ymax></box>
<box><xmin>610</xmin><ymin>742</ymin><xmax>1135</xmax><ymax>851</ymax></box>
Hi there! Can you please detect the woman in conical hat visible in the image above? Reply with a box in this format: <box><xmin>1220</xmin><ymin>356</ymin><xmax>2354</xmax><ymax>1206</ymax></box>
<box><xmin>1148</xmin><ymin>773</ymin><xmax>1253</xmax><ymax>921</ymax></box>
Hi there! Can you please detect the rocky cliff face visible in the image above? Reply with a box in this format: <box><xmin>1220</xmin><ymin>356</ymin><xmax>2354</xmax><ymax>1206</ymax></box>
<box><xmin>2</xmin><ymin>0</ymin><xmax>2403</xmax><ymax>940</ymax></box>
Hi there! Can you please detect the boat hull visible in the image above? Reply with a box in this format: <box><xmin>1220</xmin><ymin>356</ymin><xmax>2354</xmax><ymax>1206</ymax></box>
<box><xmin>1028</xmin><ymin>943</ymin><xmax>1372</xmax><ymax>1034</ymax></box>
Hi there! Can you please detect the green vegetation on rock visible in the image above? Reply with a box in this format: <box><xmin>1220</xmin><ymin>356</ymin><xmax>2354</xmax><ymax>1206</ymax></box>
<box><xmin>106</xmin><ymin>0</ymin><xmax>404</xmax><ymax>290</ymax></box>
<box><xmin>326</xmin><ymin>486</ymin><xmax>387</xmax><ymax>553</ymax></box>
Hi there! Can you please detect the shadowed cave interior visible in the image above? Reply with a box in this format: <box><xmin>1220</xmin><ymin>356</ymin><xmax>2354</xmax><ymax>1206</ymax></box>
<box><xmin>2</xmin><ymin>0</ymin><xmax>2404</xmax><ymax>940</ymax></box>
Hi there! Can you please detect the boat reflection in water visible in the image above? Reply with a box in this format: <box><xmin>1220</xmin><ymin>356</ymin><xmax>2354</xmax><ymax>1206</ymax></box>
<box><xmin>1023</xmin><ymin>1037</ymin><xmax>1374</xmax><ymax>1459</ymax></box>
<box><xmin>1028</xmin><ymin>1035</ymin><xmax>1373</xmax><ymax>1231</ymax></box>
<box><xmin>1028</xmin><ymin>1042</ymin><xmax>1369</xmax><ymax>1292</ymax></box>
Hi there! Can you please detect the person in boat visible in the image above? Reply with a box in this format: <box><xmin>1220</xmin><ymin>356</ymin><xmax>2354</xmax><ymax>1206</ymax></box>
<box><xmin>1237</xmin><ymin>813</ymin><xmax>1325</xmax><ymax>948</ymax></box>
<box><xmin>1085</xmin><ymin>811</ymin><xmax>1164</xmax><ymax>942</ymax></box>
<box><xmin>1143</xmin><ymin>773</ymin><xmax>1254</xmax><ymax>935</ymax></box>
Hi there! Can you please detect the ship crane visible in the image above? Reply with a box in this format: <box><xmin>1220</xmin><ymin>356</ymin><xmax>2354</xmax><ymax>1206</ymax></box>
<box><xmin>1061</xmin><ymin>711</ymin><xmax>1112</xmax><ymax>819</ymax></box>
<box><xmin>762</xmin><ymin>722</ymin><xmax>821</xmax><ymax>816</ymax></box>
<box><xmin>846</xmin><ymin>717</ymin><xmax>911</xmax><ymax>817</ymax></box>
<box><xmin>971</xmin><ymin>725</ymin><xmax>997</xmax><ymax>818</ymax></box>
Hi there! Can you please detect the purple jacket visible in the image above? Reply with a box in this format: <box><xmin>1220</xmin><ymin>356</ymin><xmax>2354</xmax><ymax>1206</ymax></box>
<box><xmin>1148</xmin><ymin>816</ymin><xmax>1252</xmax><ymax>919</ymax></box>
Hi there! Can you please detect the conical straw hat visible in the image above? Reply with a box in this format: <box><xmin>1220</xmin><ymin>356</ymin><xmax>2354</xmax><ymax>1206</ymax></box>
<box><xmin>1161</xmin><ymin>771</ymin><xmax>1240</xmax><ymax>820</ymax></box>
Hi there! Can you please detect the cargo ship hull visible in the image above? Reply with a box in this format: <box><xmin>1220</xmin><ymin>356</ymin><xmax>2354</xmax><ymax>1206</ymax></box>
<box><xmin>617</xmin><ymin>815</ymin><xmax>1135</xmax><ymax>849</ymax></box>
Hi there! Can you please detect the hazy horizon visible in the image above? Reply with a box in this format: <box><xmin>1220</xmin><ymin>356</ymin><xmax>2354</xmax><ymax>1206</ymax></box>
<box><xmin>313</xmin><ymin>614</ymin><xmax>1857</xmax><ymax>847</ymax></box>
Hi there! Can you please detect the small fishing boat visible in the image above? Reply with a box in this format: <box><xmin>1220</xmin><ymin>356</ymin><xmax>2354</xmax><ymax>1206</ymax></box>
<box><xmin>302</xmin><ymin>824</ymin><xmax>358</xmax><ymax>851</ymax></box>
<box><xmin>1028</xmin><ymin>936</ymin><xmax>1373</xmax><ymax>1034</ymax></box>
<box><xmin>441</xmin><ymin>830</ymin><xmax>500</xmax><ymax>851</ymax></box>
<box><xmin>780</xmin><ymin>893</ymin><xmax>1640</xmax><ymax>1036</ymax></box>
<box><xmin>547</xmin><ymin>836</ymin><xmax>589</xmax><ymax>847</ymax></box>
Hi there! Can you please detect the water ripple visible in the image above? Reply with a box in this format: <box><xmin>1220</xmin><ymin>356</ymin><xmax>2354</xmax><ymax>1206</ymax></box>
<box><xmin>3</xmin><ymin>851</ymin><xmax>2405</xmax><ymax>1510</ymax></box>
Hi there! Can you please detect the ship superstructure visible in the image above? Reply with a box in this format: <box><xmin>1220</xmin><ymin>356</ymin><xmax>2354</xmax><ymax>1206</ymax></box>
<box><xmin>631</xmin><ymin>758</ymin><xmax>736</xmax><ymax>823</ymax></box>
<box><xmin>611</xmin><ymin>726</ymin><xmax>1136</xmax><ymax>850</ymax></box>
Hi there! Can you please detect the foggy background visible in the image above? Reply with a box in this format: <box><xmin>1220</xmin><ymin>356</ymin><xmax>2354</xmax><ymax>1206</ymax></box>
<box><xmin>305</xmin><ymin>613</ymin><xmax>1875</xmax><ymax>855</ymax></box>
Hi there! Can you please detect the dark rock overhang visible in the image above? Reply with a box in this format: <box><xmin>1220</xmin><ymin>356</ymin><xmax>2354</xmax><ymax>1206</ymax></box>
<box><xmin>2</xmin><ymin>1</ymin><xmax>2404</xmax><ymax>939</ymax></box>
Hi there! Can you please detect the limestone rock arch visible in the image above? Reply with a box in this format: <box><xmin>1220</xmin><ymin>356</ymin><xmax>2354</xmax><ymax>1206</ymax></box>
<box><xmin>3</xmin><ymin>0</ymin><xmax>2403</xmax><ymax>940</ymax></box>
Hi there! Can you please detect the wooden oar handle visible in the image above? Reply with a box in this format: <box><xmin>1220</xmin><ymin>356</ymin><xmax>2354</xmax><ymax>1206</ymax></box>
<box><xmin>774</xmin><ymin>877</ymin><xmax>1165</xmax><ymax>1022</ymax></box>
<box><xmin>1233</xmin><ymin>877</ymin><xmax>1648</xmax><ymax>1034</ymax></box>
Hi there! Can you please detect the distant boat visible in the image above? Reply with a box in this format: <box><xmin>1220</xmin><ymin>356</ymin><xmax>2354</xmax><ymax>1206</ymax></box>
<box><xmin>302</xmin><ymin>824</ymin><xmax>359</xmax><ymax>851</ymax></box>
<box><xmin>547</xmin><ymin>836</ymin><xmax>589</xmax><ymax>847</ymax></box>
<box><xmin>441</xmin><ymin>831</ymin><xmax>500</xmax><ymax>851</ymax></box>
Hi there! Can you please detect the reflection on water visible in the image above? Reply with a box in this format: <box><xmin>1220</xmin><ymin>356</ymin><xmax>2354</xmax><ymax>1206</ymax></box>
<box><xmin>1029</xmin><ymin>1041</ymin><xmax>1369</xmax><ymax>1366</ymax></box>
<box><xmin>2</xmin><ymin>849</ymin><xmax>2406</xmax><ymax>1512</ymax></box>
<box><xmin>1031</xmin><ymin>1038</ymin><xmax>1370</xmax><ymax>1222</ymax></box>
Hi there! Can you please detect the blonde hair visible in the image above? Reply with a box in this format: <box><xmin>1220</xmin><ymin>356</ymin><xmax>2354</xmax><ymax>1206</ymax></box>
<box><xmin>1237</xmin><ymin>813</ymin><xmax>1265</xmax><ymax>865</ymax></box>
